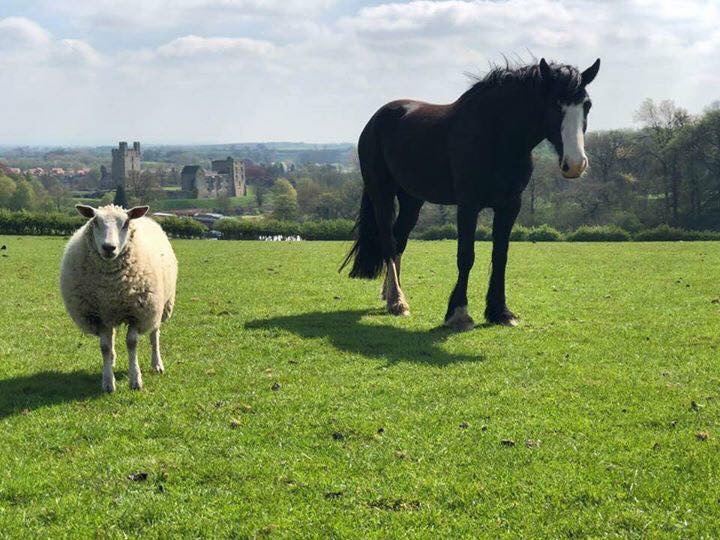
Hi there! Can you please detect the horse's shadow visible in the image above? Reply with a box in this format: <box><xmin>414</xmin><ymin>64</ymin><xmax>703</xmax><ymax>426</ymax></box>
<box><xmin>0</xmin><ymin>370</ymin><xmax>104</xmax><ymax>420</ymax></box>
<box><xmin>245</xmin><ymin>309</ymin><xmax>484</xmax><ymax>366</ymax></box>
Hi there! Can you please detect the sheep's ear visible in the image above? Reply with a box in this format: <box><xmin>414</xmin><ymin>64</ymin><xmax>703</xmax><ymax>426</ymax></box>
<box><xmin>127</xmin><ymin>206</ymin><xmax>149</xmax><ymax>220</ymax></box>
<box><xmin>75</xmin><ymin>204</ymin><xmax>96</xmax><ymax>219</ymax></box>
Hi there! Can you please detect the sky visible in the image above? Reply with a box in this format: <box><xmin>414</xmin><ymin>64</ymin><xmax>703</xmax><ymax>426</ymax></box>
<box><xmin>0</xmin><ymin>0</ymin><xmax>718</xmax><ymax>145</ymax></box>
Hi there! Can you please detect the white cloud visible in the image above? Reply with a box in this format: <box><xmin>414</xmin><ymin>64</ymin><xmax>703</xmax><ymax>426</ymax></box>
<box><xmin>0</xmin><ymin>1</ymin><xmax>719</xmax><ymax>144</ymax></box>
<box><xmin>47</xmin><ymin>0</ymin><xmax>336</xmax><ymax>29</ymax></box>
<box><xmin>157</xmin><ymin>35</ymin><xmax>276</xmax><ymax>58</ymax></box>
<box><xmin>0</xmin><ymin>16</ymin><xmax>50</xmax><ymax>49</ymax></box>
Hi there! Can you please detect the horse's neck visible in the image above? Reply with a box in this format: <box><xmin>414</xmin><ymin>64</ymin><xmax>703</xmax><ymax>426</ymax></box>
<box><xmin>460</xmin><ymin>87</ymin><xmax>545</xmax><ymax>152</ymax></box>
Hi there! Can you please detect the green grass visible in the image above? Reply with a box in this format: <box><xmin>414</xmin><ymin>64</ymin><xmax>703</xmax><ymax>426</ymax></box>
<box><xmin>1</xmin><ymin>237</ymin><xmax>719</xmax><ymax>537</ymax></box>
<box><xmin>154</xmin><ymin>187</ymin><xmax>256</xmax><ymax>211</ymax></box>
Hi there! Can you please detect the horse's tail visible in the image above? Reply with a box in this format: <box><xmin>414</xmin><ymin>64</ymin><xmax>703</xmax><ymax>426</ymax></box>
<box><xmin>339</xmin><ymin>189</ymin><xmax>384</xmax><ymax>279</ymax></box>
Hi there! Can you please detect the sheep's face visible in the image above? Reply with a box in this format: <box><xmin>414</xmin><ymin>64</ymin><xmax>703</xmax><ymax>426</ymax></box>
<box><xmin>76</xmin><ymin>204</ymin><xmax>149</xmax><ymax>260</ymax></box>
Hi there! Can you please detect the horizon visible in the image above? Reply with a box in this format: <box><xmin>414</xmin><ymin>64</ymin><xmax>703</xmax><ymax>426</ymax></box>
<box><xmin>1</xmin><ymin>1</ymin><xmax>719</xmax><ymax>145</ymax></box>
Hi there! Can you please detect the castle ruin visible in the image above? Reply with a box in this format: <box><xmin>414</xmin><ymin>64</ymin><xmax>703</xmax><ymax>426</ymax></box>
<box><xmin>109</xmin><ymin>141</ymin><xmax>141</xmax><ymax>189</ymax></box>
<box><xmin>180</xmin><ymin>156</ymin><xmax>246</xmax><ymax>199</ymax></box>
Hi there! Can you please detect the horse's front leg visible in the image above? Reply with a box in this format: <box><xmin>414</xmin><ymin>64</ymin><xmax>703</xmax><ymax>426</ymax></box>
<box><xmin>444</xmin><ymin>205</ymin><xmax>480</xmax><ymax>331</ymax></box>
<box><xmin>485</xmin><ymin>197</ymin><xmax>521</xmax><ymax>326</ymax></box>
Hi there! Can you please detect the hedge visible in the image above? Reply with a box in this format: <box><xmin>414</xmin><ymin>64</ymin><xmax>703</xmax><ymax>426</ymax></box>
<box><xmin>0</xmin><ymin>210</ymin><xmax>84</xmax><ymax>236</ymax></box>
<box><xmin>633</xmin><ymin>225</ymin><xmax>720</xmax><ymax>241</ymax></box>
<box><xmin>4</xmin><ymin>209</ymin><xmax>720</xmax><ymax>242</ymax></box>
<box><xmin>215</xmin><ymin>218</ymin><xmax>354</xmax><ymax>240</ymax></box>
<box><xmin>526</xmin><ymin>224</ymin><xmax>563</xmax><ymax>242</ymax></box>
<box><xmin>566</xmin><ymin>225</ymin><xmax>632</xmax><ymax>242</ymax></box>
<box><xmin>153</xmin><ymin>215</ymin><xmax>207</xmax><ymax>239</ymax></box>
<box><xmin>0</xmin><ymin>210</ymin><xmax>206</xmax><ymax>239</ymax></box>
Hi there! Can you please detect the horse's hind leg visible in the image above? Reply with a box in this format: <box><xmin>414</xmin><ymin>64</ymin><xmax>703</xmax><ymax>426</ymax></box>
<box><xmin>371</xmin><ymin>190</ymin><xmax>410</xmax><ymax>316</ymax></box>
<box><xmin>382</xmin><ymin>191</ymin><xmax>423</xmax><ymax>300</ymax></box>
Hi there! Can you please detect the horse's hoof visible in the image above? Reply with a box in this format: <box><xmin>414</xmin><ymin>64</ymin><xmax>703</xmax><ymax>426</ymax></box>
<box><xmin>445</xmin><ymin>306</ymin><xmax>475</xmax><ymax>332</ymax></box>
<box><xmin>486</xmin><ymin>309</ymin><xmax>519</xmax><ymax>327</ymax></box>
<box><xmin>387</xmin><ymin>300</ymin><xmax>410</xmax><ymax>316</ymax></box>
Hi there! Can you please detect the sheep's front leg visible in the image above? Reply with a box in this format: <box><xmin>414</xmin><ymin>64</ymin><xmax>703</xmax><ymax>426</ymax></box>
<box><xmin>126</xmin><ymin>326</ymin><xmax>143</xmax><ymax>390</ymax></box>
<box><xmin>150</xmin><ymin>328</ymin><xmax>164</xmax><ymax>374</ymax></box>
<box><xmin>100</xmin><ymin>328</ymin><xmax>116</xmax><ymax>393</ymax></box>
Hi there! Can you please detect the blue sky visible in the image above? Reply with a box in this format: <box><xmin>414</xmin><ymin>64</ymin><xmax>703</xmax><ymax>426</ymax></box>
<box><xmin>1</xmin><ymin>0</ymin><xmax>718</xmax><ymax>145</ymax></box>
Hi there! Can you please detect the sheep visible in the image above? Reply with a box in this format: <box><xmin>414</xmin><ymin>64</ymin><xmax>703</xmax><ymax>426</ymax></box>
<box><xmin>60</xmin><ymin>204</ymin><xmax>178</xmax><ymax>392</ymax></box>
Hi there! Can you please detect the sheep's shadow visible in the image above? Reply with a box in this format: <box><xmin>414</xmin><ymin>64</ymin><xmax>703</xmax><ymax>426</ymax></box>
<box><xmin>0</xmin><ymin>370</ymin><xmax>104</xmax><ymax>419</ymax></box>
<box><xmin>245</xmin><ymin>309</ymin><xmax>484</xmax><ymax>366</ymax></box>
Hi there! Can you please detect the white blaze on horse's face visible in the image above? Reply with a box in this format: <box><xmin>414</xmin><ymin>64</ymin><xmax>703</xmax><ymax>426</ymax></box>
<box><xmin>560</xmin><ymin>101</ymin><xmax>588</xmax><ymax>179</ymax></box>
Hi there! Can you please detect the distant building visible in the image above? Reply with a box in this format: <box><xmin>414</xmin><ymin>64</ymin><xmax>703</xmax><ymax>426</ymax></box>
<box><xmin>180</xmin><ymin>156</ymin><xmax>246</xmax><ymax>199</ymax></box>
<box><xmin>110</xmin><ymin>141</ymin><xmax>141</xmax><ymax>189</ymax></box>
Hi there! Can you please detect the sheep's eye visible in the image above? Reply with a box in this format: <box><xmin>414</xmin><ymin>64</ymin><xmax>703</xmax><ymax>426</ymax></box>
<box><xmin>122</xmin><ymin>220</ymin><xmax>130</xmax><ymax>230</ymax></box>
<box><xmin>92</xmin><ymin>218</ymin><xmax>99</xmax><ymax>228</ymax></box>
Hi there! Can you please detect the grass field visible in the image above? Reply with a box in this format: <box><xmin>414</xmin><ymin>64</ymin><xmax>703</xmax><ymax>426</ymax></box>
<box><xmin>1</xmin><ymin>237</ymin><xmax>719</xmax><ymax>537</ymax></box>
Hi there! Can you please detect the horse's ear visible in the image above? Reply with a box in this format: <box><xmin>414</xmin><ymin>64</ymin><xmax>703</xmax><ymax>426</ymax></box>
<box><xmin>581</xmin><ymin>58</ymin><xmax>601</xmax><ymax>86</ymax></box>
<box><xmin>539</xmin><ymin>58</ymin><xmax>552</xmax><ymax>81</ymax></box>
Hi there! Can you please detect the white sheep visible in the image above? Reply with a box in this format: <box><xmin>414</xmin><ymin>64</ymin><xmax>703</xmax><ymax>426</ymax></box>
<box><xmin>60</xmin><ymin>204</ymin><xmax>178</xmax><ymax>392</ymax></box>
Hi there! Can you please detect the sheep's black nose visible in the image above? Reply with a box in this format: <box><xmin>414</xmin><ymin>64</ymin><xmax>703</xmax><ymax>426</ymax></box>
<box><xmin>102</xmin><ymin>244</ymin><xmax>116</xmax><ymax>255</ymax></box>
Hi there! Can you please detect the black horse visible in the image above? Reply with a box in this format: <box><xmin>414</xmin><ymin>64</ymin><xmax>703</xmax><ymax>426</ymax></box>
<box><xmin>341</xmin><ymin>58</ymin><xmax>601</xmax><ymax>330</ymax></box>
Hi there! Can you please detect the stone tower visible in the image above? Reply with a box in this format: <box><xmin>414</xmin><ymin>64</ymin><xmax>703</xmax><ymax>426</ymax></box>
<box><xmin>111</xmin><ymin>141</ymin><xmax>141</xmax><ymax>188</ymax></box>
<box><xmin>211</xmin><ymin>156</ymin><xmax>246</xmax><ymax>197</ymax></box>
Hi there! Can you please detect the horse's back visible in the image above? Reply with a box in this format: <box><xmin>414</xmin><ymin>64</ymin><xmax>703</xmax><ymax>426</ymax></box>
<box><xmin>359</xmin><ymin>99</ymin><xmax>455</xmax><ymax>203</ymax></box>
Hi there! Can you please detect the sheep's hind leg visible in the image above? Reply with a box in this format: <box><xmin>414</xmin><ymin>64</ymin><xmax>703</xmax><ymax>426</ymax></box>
<box><xmin>100</xmin><ymin>328</ymin><xmax>116</xmax><ymax>393</ymax></box>
<box><xmin>150</xmin><ymin>328</ymin><xmax>164</xmax><ymax>374</ymax></box>
<box><xmin>126</xmin><ymin>326</ymin><xmax>143</xmax><ymax>390</ymax></box>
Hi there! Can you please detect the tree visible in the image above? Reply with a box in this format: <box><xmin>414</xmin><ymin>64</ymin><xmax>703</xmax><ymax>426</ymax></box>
<box><xmin>9</xmin><ymin>179</ymin><xmax>36</xmax><ymax>210</ymax></box>
<box><xmin>271</xmin><ymin>178</ymin><xmax>298</xmax><ymax>221</ymax></box>
<box><xmin>217</xmin><ymin>194</ymin><xmax>232</xmax><ymax>214</ymax></box>
<box><xmin>633</xmin><ymin>99</ymin><xmax>691</xmax><ymax>224</ymax></box>
<box><xmin>296</xmin><ymin>178</ymin><xmax>322</xmax><ymax>216</ymax></box>
<box><xmin>114</xmin><ymin>184</ymin><xmax>129</xmax><ymax>208</ymax></box>
<box><xmin>0</xmin><ymin>175</ymin><xmax>16</xmax><ymax>208</ymax></box>
<box><xmin>255</xmin><ymin>185</ymin><xmax>266</xmax><ymax>209</ymax></box>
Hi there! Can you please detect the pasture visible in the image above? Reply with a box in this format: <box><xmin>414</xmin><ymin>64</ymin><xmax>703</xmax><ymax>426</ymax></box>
<box><xmin>0</xmin><ymin>236</ymin><xmax>719</xmax><ymax>537</ymax></box>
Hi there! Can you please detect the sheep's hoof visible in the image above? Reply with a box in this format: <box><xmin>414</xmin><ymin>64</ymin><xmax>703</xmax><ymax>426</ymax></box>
<box><xmin>102</xmin><ymin>378</ymin><xmax>116</xmax><ymax>393</ymax></box>
<box><xmin>129</xmin><ymin>378</ymin><xmax>143</xmax><ymax>390</ymax></box>
<box><xmin>152</xmin><ymin>362</ymin><xmax>164</xmax><ymax>374</ymax></box>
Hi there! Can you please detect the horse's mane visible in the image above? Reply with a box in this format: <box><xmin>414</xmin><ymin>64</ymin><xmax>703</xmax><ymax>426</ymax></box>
<box><xmin>458</xmin><ymin>60</ymin><xmax>583</xmax><ymax>103</ymax></box>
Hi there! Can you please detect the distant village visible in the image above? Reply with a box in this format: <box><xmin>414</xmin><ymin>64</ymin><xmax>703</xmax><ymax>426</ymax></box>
<box><xmin>0</xmin><ymin>140</ymin><xmax>361</xmax><ymax>226</ymax></box>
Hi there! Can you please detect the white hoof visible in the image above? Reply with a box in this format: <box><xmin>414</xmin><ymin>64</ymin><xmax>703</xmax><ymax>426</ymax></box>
<box><xmin>387</xmin><ymin>298</ymin><xmax>410</xmax><ymax>316</ymax></box>
<box><xmin>445</xmin><ymin>306</ymin><xmax>475</xmax><ymax>332</ymax></box>
<box><xmin>102</xmin><ymin>377</ymin><xmax>116</xmax><ymax>393</ymax></box>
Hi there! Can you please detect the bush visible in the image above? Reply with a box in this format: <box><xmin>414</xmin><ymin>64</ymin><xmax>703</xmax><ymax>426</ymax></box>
<box><xmin>154</xmin><ymin>215</ymin><xmax>206</xmax><ymax>239</ymax></box>
<box><xmin>215</xmin><ymin>218</ymin><xmax>354</xmax><ymax>240</ymax></box>
<box><xmin>510</xmin><ymin>225</ymin><xmax>530</xmax><ymax>241</ymax></box>
<box><xmin>633</xmin><ymin>225</ymin><xmax>720</xmax><ymax>241</ymax></box>
<box><xmin>418</xmin><ymin>224</ymin><xmax>457</xmax><ymax>240</ymax></box>
<box><xmin>566</xmin><ymin>225</ymin><xmax>631</xmax><ymax>242</ymax></box>
<box><xmin>299</xmin><ymin>220</ymin><xmax>354</xmax><ymax>240</ymax></box>
<box><xmin>0</xmin><ymin>209</ymin><xmax>84</xmax><ymax>236</ymax></box>
<box><xmin>475</xmin><ymin>225</ymin><xmax>492</xmax><ymax>241</ymax></box>
<box><xmin>526</xmin><ymin>225</ymin><xmax>563</xmax><ymax>242</ymax></box>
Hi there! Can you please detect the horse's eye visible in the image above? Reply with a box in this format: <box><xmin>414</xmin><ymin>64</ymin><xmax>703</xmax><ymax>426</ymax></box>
<box><xmin>584</xmin><ymin>101</ymin><xmax>592</xmax><ymax>113</ymax></box>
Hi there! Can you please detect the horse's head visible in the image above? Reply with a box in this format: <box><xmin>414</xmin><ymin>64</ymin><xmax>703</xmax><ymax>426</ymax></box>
<box><xmin>539</xmin><ymin>58</ymin><xmax>600</xmax><ymax>179</ymax></box>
